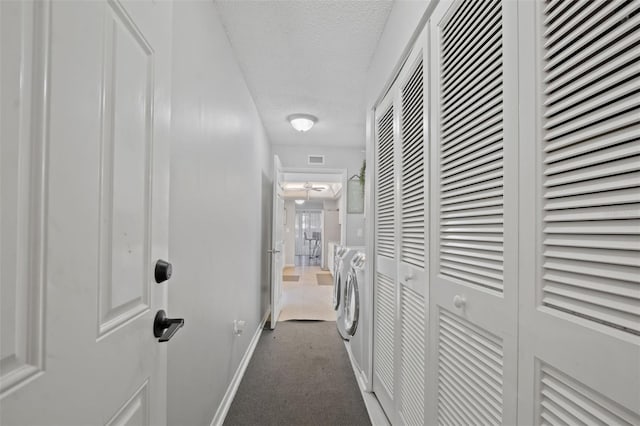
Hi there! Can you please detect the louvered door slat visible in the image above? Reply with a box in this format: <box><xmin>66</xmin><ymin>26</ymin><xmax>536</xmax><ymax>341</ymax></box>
<box><xmin>545</xmin><ymin>67</ymin><xmax>639</xmax><ymax>118</ymax></box>
<box><xmin>438</xmin><ymin>310</ymin><xmax>504</xmax><ymax>426</ymax></box>
<box><xmin>545</xmin><ymin>2</ymin><xmax>639</xmax><ymax>73</ymax></box>
<box><xmin>442</xmin><ymin>53</ymin><xmax>502</xmax><ymax>116</ymax></box>
<box><xmin>442</xmin><ymin>0</ymin><xmax>498</xmax><ymax>63</ymax></box>
<box><xmin>441</xmin><ymin>124</ymin><xmax>502</xmax><ymax>164</ymax></box>
<box><xmin>542</xmin><ymin>0</ymin><xmax>640</xmax><ymax>334</ymax></box>
<box><xmin>442</xmin><ymin>0</ymin><xmax>484</xmax><ymax>51</ymax></box>
<box><xmin>545</xmin><ymin>47</ymin><xmax>640</xmax><ymax>105</ymax></box>
<box><xmin>543</xmin><ymin>0</ymin><xmax>602</xmax><ymax>48</ymax></box>
<box><xmin>543</xmin><ymin>0</ymin><xmax>576</xmax><ymax>25</ymax></box>
<box><xmin>374</xmin><ymin>272</ymin><xmax>395</xmax><ymax>397</ymax></box>
<box><xmin>443</xmin><ymin>84</ymin><xmax>502</xmax><ymax>133</ymax></box>
<box><xmin>376</xmin><ymin>105</ymin><xmax>395</xmax><ymax>259</ymax></box>
<box><xmin>540</xmin><ymin>364</ymin><xmax>640</xmax><ymax>425</ymax></box>
<box><xmin>399</xmin><ymin>285</ymin><xmax>426</xmax><ymax>426</ymax></box>
<box><xmin>545</xmin><ymin>23</ymin><xmax>640</xmax><ymax>89</ymax></box>
<box><xmin>438</xmin><ymin>0</ymin><xmax>505</xmax><ymax>295</ymax></box>
<box><xmin>401</xmin><ymin>59</ymin><xmax>425</xmax><ymax>270</ymax></box>
<box><xmin>443</xmin><ymin>38</ymin><xmax>502</xmax><ymax>105</ymax></box>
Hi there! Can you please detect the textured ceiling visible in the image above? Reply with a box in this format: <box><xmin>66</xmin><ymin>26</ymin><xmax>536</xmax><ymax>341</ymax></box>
<box><xmin>215</xmin><ymin>0</ymin><xmax>393</xmax><ymax>148</ymax></box>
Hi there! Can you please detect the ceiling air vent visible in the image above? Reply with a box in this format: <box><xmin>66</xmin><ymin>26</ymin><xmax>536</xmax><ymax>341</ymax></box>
<box><xmin>307</xmin><ymin>155</ymin><xmax>325</xmax><ymax>165</ymax></box>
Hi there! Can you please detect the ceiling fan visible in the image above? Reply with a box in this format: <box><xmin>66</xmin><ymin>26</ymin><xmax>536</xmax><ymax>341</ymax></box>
<box><xmin>303</xmin><ymin>182</ymin><xmax>326</xmax><ymax>192</ymax></box>
<box><xmin>302</xmin><ymin>182</ymin><xmax>327</xmax><ymax>200</ymax></box>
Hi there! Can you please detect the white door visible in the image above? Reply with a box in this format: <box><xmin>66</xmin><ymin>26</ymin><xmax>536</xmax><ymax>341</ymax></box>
<box><xmin>517</xmin><ymin>1</ymin><xmax>640</xmax><ymax>424</ymax></box>
<box><xmin>395</xmin><ymin>31</ymin><xmax>428</xmax><ymax>426</ymax></box>
<box><xmin>1</xmin><ymin>1</ymin><xmax>173</xmax><ymax>424</ymax></box>
<box><xmin>270</xmin><ymin>155</ymin><xmax>285</xmax><ymax>329</ymax></box>
<box><xmin>427</xmin><ymin>0</ymin><xmax>519</xmax><ymax>424</ymax></box>
<box><xmin>372</xmin><ymin>85</ymin><xmax>398</xmax><ymax>422</ymax></box>
<box><xmin>371</xmin><ymin>26</ymin><xmax>429</xmax><ymax>425</ymax></box>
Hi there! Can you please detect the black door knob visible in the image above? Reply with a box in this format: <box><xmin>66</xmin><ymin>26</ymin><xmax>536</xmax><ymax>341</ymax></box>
<box><xmin>155</xmin><ymin>259</ymin><xmax>172</xmax><ymax>283</ymax></box>
<box><xmin>153</xmin><ymin>310</ymin><xmax>184</xmax><ymax>342</ymax></box>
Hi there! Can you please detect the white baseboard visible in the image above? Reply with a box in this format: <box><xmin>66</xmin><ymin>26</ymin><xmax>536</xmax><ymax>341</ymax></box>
<box><xmin>344</xmin><ymin>341</ymin><xmax>390</xmax><ymax>426</ymax></box>
<box><xmin>210</xmin><ymin>309</ymin><xmax>270</xmax><ymax>426</ymax></box>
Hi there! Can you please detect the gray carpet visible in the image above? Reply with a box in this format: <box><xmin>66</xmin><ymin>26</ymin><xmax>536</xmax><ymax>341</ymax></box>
<box><xmin>224</xmin><ymin>321</ymin><xmax>371</xmax><ymax>426</ymax></box>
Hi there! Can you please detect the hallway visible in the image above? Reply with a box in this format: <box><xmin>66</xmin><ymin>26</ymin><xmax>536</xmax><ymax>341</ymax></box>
<box><xmin>2</xmin><ymin>0</ymin><xmax>639</xmax><ymax>424</ymax></box>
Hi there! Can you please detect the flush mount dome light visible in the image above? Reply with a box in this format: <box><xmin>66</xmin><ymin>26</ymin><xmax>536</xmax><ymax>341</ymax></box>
<box><xmin>295</xmin><ymin>200</ymin><xmax>305</xmax><ymax>205</ymax></box>
<box><xmin>287</xmin><ymin>114</ymin><xmax>317</xmax><ymax>132</ymax></box>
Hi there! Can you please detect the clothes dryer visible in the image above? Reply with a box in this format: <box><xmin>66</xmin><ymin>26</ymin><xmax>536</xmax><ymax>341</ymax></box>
<box><xmin>332</xmin><ymin>245</ymin><xmax>348</xmax><ymax>310</ymax></box>
<box><xmin>335</xmin><ymin>247</ymin><xmax>363</xmax><ymax>339</ymax></box>
<box><xmin>345</xmin><ymin>252</ymin><xmax>366</xmax><ymax>372</ymax></box>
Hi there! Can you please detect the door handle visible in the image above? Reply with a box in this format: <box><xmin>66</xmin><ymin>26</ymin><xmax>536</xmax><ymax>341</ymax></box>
<box><xmin>153</xmin><ymin>310</ymin><xmax>184</xmax><ymax>342</ymax></box>
<box><xmin>267</xmin><ymin>249</ymin><xmax>281</xmax><ymax>254</ymax></box>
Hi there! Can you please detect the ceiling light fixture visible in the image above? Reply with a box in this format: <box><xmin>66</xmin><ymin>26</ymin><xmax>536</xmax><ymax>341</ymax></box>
<box><xmin>295</xmin><ymin>200</ymin><xmax>305</xmax><ymax>205</ymax></box>
<box><xmin>287</xmin><ymin>114</ymin><xmax>317</xmax><ymax>132</ymax></box>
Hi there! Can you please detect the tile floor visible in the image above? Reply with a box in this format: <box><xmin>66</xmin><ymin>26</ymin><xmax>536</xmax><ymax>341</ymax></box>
<box><xmin>278</xmin><ymin>266</ymin><xmax>336</xmax><ymax>321</ymax></box>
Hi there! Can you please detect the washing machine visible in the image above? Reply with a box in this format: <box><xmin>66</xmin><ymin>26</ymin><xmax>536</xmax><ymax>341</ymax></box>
<box><xmin>335</xmin><ymin>247</ymin><xmax>363</xmax><ymax>339</ymax></box>
<box><xmin>345</xmin><ymin>252</ymin><xmax>367</xmax><ymax>374</ymax></box>
<box><xmin>332</xmin><ymin>246</ymin><xmax>348</xmax><ymax>310</ymax></box>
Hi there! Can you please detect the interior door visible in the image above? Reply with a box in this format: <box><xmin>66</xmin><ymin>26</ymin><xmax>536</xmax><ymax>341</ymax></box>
<box><xmin>395</xmin><ymin>31</ymin><xmax>428</xmax><ymax>426</ymax></box>
<box><xmin>427</xmin><ymin>0</ymin><xmax>519</xmax><ymax>424</ymax></box>
<box><xmin>372</xmin><ymin>85</ymin><xmax>398</xmax><ymax>423</ymax></box>
<box><xmin>517</xmin><ymin>1</ymin><xmax>640</xmax><ymax>424</ymax></box>
<box><xmin>1</xmin><ymin>0</ymin><xmax>173</xmax><ymax>424</ymax></box>
<box><xmin>270</xmin><ymin>155</ymin><xmax>285</xmax><ymax>329</ymax></box>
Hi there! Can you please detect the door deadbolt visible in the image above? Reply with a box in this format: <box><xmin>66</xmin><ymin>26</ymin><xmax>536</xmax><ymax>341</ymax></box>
<box><xmin>155</xmin><ymin>259</ymin><xmax>172</xmax><ymax>283</ymax></box>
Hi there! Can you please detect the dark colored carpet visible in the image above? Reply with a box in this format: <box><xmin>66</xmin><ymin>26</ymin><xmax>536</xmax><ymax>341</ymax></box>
<box><xmin>316</xmin><ymin>273</ymin><xmax>333</xmax><ymax>286</ymax></box>
<box><xmin>224</xmin><ymin>321</ymin><xmax>371</xmax><ymax>426</ymax></box>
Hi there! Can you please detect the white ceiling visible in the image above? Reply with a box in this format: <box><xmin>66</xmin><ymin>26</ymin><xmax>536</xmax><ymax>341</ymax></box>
<box><xmin>215</xmin><ymin>0</ymin><xmax>393</xmax><ymax>148</ymax></box>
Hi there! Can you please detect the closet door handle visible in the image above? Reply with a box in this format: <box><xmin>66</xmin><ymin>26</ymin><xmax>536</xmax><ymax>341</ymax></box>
<box><xmin>267</xmin><ymin>249</ymin><xmax>281</xmax><ymax>254</ymax></box>
<box><xmin>453</xmin><ymin>295</ymin><xmax>466</xmax><ymax>309</ymax></box>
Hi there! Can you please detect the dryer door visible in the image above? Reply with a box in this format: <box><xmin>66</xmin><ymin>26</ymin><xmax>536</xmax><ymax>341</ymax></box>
<box><xmin>333</xmin><ymin>270</ymin><xmax>341</xmax><ymax>310</ymax></box>
<box><xmin>344</xmin><ymin>270</ymin><xmax>360</xmax><ymax>336</ymax></box>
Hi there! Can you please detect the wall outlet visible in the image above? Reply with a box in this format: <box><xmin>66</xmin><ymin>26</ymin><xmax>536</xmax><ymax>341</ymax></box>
<box><xmin>233</xmin><ymin>320</ymin><xmax>246</xmax><ymax>336</ymax></box>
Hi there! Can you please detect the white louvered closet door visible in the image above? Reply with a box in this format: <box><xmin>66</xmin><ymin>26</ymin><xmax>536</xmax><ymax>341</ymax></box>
<box><xmin>517</xmin><ymin>1</ymin><xmax>640</xmax><ymax>424</ymax></box>
<box><xmin>427</xmin><ymin>1</ymin><xmax>519</xmax><ymax>424</ymax></box>
<box><xmin>396</xmin><ymin>33</ymin><xmax>428</xmax><ymax>426</ymax></box>
<box><xmin>372</xmin><ymin>86</ymin><xmax>398</xmax><ymax>423</ymax></box>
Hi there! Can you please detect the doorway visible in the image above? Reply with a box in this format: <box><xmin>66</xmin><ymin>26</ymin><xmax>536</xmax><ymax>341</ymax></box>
<box><xmin>274</xmin><ymin>169</ymin><xmax>346</xmax><ymax>323</ymax></box>
<box><xmin>295</xmin><ymin>210</ymin><xmax>322</xmax><ymax>267</ymax></box>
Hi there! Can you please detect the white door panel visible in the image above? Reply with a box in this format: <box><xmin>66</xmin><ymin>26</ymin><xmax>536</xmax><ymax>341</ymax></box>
<box><xmin>0</xmin><ymin>0</ymin><xmax>47</xmax><ymax>395</ymax></box>
<box><xmin>1</xmin><ymin>1</ymin><xmax>172</xmax><ymax>424</ymax></box>
<box><xmin>396</xmin><ymin>36</ymin><xmax>428</xmax><ymax>426</ymax></box>
<box><xmin>371</xmin><ymin>27</ymin><xmax>429</xmax><ymax>425</ymax></box>
<box><xmin>517</xmin><ymin>1</ymin><xmax>640</xmax><ymax>424</ymax></box>
<box><xmin>372</xmin><ymin>88</ymin><xmax>398</xmax><ymax>423</ymax></box>
<box><xmin>270</xmin><ymin>155</ymin><xmax>284</xmax><ymax>329</ymax></box>
<box><xmin>427</xmin><ymin>0</ymin><xmax>519</xmax><ymax>424</ymax></box>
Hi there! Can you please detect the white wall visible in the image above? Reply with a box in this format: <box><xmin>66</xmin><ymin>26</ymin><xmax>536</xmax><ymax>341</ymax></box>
<box><xmin>323</xmin><ymin>199</ymin><xmax>341</xmax><ymax>267</ymax></box>
<box><xmin>273</xmin><ymin>144</ymin><xmax>365</xmax><ymax>246</ymax></box>
<box><xmin>284</xmin><ymin>200</ymin><xmax>296</xmax><ymax>266</ymax></box>
<box><xmin>168</xmin><ymin>2</ymin><xmax>272</xmax><ymax>425</ymax></box>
